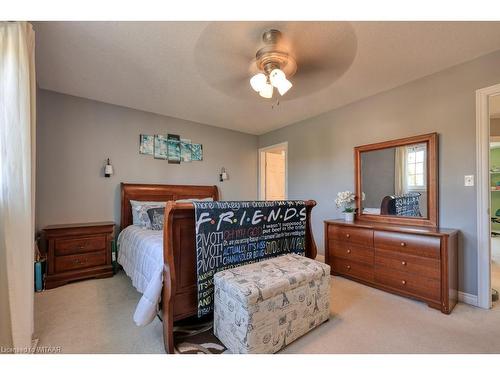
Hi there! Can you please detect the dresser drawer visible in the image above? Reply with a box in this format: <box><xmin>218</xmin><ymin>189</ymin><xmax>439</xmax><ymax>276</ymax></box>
<box><xmin>55</xmin><ymin>251</ymin><xmax>107</xmax><ymax>273</ymax></box>
<box><xmin>375</xmin><ymin>266</ymin><xmax>440</xmax><ymax>302</ymax></box>
<box><xmin>374</xmin><ymin>231</ymin><xmax>440</xmax><ymax>259</ymax></box>
<box><xmin>330</xmin><ymin>240</ymin><xmax>374</xmax><ymax>265</ymax></box>
<box><xmin>331</xmin><ymin>257</ymin><xmax>374</xmax><ymax>282</ymax></box>
<box><xmin>328</xmin><ymin>225</ymin><xmax>373</xmax><ymax>246</ymax></box>
<box><xmin>54</xmin><ymin>235</ymin><xmax>106</xmax><ymax>256</ymax></box>
<box><xmin>375</xmin><ymin>248</ymin><xmax>440</xmax><ymax>280</ymax></box>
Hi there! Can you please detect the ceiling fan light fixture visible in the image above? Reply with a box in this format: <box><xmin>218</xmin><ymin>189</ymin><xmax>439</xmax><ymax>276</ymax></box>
<box><xmin>269</xmin><ymin>68</ymin><xmax>286</xmax><ymax>87</ymax></box>
<box><xmin>250</xmin><ymin>29</ymin><xmax>297</xmax><ymax>100</ymax></box>
<box><xmin>276</xmin><ymin>78</ymin><xmax>293</xmax><ymax>96</ymax></box>
<box><xmin>250</xmin><ymin>73</ymin><xmax>267</xmax><ymax>92</ymax></box>
<box><xmin>259</xmin><ymin>83</ymin><xmax>274</xmax><ymax>99</ymax></box>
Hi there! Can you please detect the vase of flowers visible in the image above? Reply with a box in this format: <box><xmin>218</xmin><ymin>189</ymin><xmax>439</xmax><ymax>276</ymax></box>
<box><xmin>335</xmin><ymin>190</ymin><xmax>356</xmax><ymax>222</ymax></box>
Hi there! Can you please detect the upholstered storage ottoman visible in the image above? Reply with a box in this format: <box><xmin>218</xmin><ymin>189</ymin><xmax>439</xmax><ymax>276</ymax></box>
<box><xmin>213</xmin><ymin>253</ymin><xmax>331</xmax><ymax>354</ymax></box>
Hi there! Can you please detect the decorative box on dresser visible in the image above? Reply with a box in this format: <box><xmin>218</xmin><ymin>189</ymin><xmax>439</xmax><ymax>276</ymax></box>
<box><xmin>324</xmin><ymin>219</ymin><xmax>459</xmax><ymax>314</ymax></box>
<box><xmin>44</xmin><ymin>222</ymin><xmax>115</xmax><ymax>289</ymax></box>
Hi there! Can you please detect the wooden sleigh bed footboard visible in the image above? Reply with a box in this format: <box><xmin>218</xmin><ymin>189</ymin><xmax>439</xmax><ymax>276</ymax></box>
<box><xmin>120</xmin><ymin>183</ymin><xmax>318</xmax><ymax>354</ymax></box>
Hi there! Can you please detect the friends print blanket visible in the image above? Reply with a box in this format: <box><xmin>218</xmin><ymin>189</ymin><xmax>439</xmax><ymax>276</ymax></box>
<box><xmin>193</xmin><ymin>200</ymin><xmax>306</xmax><ymax>317</ymax></box>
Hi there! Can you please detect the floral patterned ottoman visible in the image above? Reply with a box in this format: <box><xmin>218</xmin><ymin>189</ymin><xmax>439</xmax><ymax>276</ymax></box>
<box><xmin>213</xmin><ymin>253</ymin><xmax>331</xmax><ymax>354</ymax></box>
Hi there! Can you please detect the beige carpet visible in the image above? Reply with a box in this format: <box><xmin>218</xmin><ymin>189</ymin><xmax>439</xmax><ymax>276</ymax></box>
<box><xmin>35</xmin><ymin>270</ymin><xmax>500</xmax><ymax>354</ymax></box>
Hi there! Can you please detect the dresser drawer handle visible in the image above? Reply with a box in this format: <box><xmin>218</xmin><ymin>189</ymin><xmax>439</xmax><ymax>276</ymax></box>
<box><xmin>346</xmin><ymin>265</ymin><xmax>351</xmax><ymax>270</ymax></box>
<box><xmin>400</xmin><ymin>242</ymin><xmax>406</xmax><ymax>247</ymax></box>
<box><xmin>346</xmin><ymin>233</ymin><xmax>351</xmax><ymax>239</ymax></box>
<box><xmin>401</xmin><ymin>261</ymin><xmax>407</xmax><ymax>266</ymax></box>
<box><xmin>347</xmin><ymin>249</ymin><xmax>351</xmax><ymax>254</ymax></box>
<box><xmin>401</xmin><ymin>280</ymin><xmax>407</xmax><ymax>285</ymax></box>
<box><xmin>73</xmin><ymin>258</ymin><xmax>86</xmax><ymax>265</ymax></box>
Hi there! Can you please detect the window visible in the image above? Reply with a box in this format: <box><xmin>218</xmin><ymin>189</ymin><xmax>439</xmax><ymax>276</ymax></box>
<box><xmin>406</xmin><ymin>144</ymin><xmax>426</xmax><ymax>190</ymax></box>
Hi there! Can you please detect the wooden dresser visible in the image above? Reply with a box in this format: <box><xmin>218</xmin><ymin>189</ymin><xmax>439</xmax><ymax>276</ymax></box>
<box><xmin>324</xmin><ymin>219</ymin><xmax>458</xmax><ymax>314</ymax></box>
<box><xmin>44</xmin><ymin>222</ymin><xmax>115</xmax><ymax>289</ymax></box>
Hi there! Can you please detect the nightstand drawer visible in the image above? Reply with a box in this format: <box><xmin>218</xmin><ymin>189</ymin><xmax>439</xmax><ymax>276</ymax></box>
<box><xmin>54</xmin><ymin>236</ymin><xmax>106</xmax><ymax>256</ymax></box>
<box><xmin>55</xmin><ymin>251</ymin><xmax>107</xmax><ymax>273</ymax></box>
<box><xmin>44</xmin><ymin>221</ymin><xmax>115</xmax><ymax>289</ymax></box>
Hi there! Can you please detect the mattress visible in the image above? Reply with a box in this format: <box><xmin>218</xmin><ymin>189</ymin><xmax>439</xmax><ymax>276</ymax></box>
<box><xmin>117</xmin><ymin>225</ymin><xmax>164</xmax><ymax>326</ymax></box>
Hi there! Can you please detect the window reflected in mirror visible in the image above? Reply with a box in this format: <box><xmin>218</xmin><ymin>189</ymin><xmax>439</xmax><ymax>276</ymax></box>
<box><xmin>360</xmin><ymin>142</ymin><xmax>428</xmax><ymax>218</ymax></box>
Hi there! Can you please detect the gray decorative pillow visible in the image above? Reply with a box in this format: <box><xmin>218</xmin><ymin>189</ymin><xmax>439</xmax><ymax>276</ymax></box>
<box><xmin>147</xmin><ymin>207</ymin><xmax>165</xmax><ymax>231</ymax></box>
<box><xmin>130</xmin><ymin>200</ymin><xmax>166</xmax><ymax>228</ymax></box>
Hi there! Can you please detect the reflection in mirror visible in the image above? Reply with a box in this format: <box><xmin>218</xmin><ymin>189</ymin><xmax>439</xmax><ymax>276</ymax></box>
<box><xmin>360</xmin><ymin>143</ymin><xmax>427</xmax><ymax>218</ymax></box>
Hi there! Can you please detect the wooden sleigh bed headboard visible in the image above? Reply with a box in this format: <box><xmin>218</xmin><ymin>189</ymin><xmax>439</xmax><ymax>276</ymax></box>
<box><xmin>120</xmin><ymin>183</ymin><xmax>219</xmax><ymax>230</ymax></box>
<box><xmin>119</xmin><ymin>182</ymin><xmax>317</xmax><ymax>353</ymax></box>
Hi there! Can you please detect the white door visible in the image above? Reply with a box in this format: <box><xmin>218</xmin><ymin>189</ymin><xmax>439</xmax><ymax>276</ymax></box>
<box><xmin>259</xmin><ymin>143</ymin><xmax>287</xmax><ymax>200</ymax></box>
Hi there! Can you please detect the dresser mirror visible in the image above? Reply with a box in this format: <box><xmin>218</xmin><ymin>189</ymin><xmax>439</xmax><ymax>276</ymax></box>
<box><xmin>355</xmin><ymin>133</ymin><xmax>438</xmax><ymax>227</ymax></box>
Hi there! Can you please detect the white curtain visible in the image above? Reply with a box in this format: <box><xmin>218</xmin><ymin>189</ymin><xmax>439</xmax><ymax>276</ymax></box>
<box><xmin>0</xmin><ymin>22</ymin><xmax>36</xmax><ymax>350</ymax></box>
<box><xmin>394</xmin><ymin>146</ymin><xmax>407</xmax><ymax>196</ymax></box>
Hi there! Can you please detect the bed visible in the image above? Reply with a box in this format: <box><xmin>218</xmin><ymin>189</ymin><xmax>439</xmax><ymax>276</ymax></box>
<box><xmin>118</xmin><ymin>183</ymin><xmax>318</xmax><ymax>353</ymax></box>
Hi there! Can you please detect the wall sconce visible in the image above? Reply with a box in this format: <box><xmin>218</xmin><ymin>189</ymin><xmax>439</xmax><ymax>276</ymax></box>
<box><xmin>219</xmin><ymin>167</ymin><xmax>228</xmax><ymax>182</ymax></box>
<box><xmin>104</xmin><ymin>158</ymin><xmax>114</xmax><ymax>178</ymax></box>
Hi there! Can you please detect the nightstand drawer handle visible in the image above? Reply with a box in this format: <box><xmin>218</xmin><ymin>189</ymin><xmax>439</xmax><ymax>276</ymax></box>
<box><xmin>346</xmin><ymin>249</ymin><xmax>351</xmax><ymax>254</ymax></box>
<box><xmin>78</xmin><ymin>241</ymin><xmax>90</xmax><ymax>250</ymax></box>
<box><xmin>400</xmin><ymin>242</ymin><xmax>406</xmax><ymax>247</ymax></box>
<box><xmin>401</xmin><ymin>261</ymin><xmax>407</xmax><ymax>266</ymax></box>
<box><xmin>73</xmin><ymin>258</ymin><xmax>87</xmax><ymax>265</ymax></box>
<box><xmin>345</xmin><ymin>233</ymin><xmax>351</xmax><ymax>239</ymax></box>
<box><xmin>401</xmin><ymin>280</ymin><xmax>407</xmax><ymax>285</ymax></box>
<box><xmin>345</xmin><ymin>265</ymin><xmax>351</xmax><ymax>270</ymax></box>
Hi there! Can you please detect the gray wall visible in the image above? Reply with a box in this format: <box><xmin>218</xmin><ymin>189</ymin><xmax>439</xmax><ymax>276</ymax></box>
<box><xmin>361</xmin><ymin>148</ymin><xmax>395</xmax><ymax>208</ymax></box>
<box><xmin>259</xmin><ymin>50</ymin><xmax>500</xmax><ymax>295</ymax></box>
<box><xmin>36</xmin><ymin>90</ymin><xmax>258</xmax><ymax>230</ymax></box>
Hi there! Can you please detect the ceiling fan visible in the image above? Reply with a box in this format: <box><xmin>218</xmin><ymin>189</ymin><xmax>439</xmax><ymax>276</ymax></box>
<box><xmin>249</xmin><ymin>29</ymin><xmax>296</xmax><ymax>99</ymax></box>
<box><xmin>194</xmin><ymin>22</ymin><xmax>357</xmax><ymax>102</ymax></box>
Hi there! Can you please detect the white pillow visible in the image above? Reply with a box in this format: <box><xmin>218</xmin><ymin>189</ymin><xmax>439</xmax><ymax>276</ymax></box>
<box><xmin>130</xmin><ymin>200</ymin><xmax>166</xmax><ymax>228</ymax></box>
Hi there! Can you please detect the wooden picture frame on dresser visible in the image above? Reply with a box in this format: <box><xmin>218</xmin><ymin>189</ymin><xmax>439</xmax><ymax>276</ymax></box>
<box><xmin>44</xmin><ymin>222</ymin><xmax>115</xmax><ymax>289</ymax></box>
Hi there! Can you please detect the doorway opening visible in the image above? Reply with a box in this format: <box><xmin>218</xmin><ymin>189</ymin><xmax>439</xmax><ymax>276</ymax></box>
<box><xmin>489</xmin><ymin>96</ymin><xmax>500</xmax><ymax>305</ymax></box>
<box><xmin>258</xmin><ymin>142</ymin><xmax>287</xmax><ymax>200</ymax></box>
<box><xmin>477</xmin><ymin>83</ymin><xmax>500</xmax><ymax>309</ymax></box>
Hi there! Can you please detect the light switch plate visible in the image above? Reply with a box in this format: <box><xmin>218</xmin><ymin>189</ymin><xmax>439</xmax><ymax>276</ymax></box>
<box><xmin>465</xmin><ymin>175</ymin><xmax>474</xmax><ymax>186</ymax></box>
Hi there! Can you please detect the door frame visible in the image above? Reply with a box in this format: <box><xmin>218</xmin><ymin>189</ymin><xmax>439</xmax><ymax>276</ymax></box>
<box><xmin>258</xmin><ymin>142</ymin><xmax>288</xmax><ymax>200</ymax></box>
<box><xmin>475</xmin><ymin>83</ymin><xmax>500</xmax><ymax>309</ymax></box>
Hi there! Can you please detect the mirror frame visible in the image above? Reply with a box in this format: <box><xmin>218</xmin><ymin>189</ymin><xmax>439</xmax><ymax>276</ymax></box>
<box><xmin>354</xmin><ymin>132</ymin><xmax>438</xmax><ymax>227</ymax></box>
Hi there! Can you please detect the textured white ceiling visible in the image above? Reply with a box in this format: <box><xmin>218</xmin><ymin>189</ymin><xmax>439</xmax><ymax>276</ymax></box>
<box><xmin>34</xmin><ymin>21</ymin><xmax>500</xmax><ymax>135</ymax></box>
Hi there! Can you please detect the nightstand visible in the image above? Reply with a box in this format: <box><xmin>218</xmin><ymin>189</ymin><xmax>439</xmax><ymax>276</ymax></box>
<box><xmin>44</xmin><ymin>222</ymin><xmax>115</xmax><ymax>289</ymax></box>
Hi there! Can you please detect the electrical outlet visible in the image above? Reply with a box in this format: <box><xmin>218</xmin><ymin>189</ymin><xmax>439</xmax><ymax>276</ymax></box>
<box><xmin>464</xmin><ymin>175</ymin><xmax>474</xmax><ymax>187</ymax></box>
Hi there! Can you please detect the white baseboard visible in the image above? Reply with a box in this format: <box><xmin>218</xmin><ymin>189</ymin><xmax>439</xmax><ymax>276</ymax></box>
<box><xmin>458</xmin><ymin>291</ymin><xmax>479</xmax><ymax>307</ymax></box>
